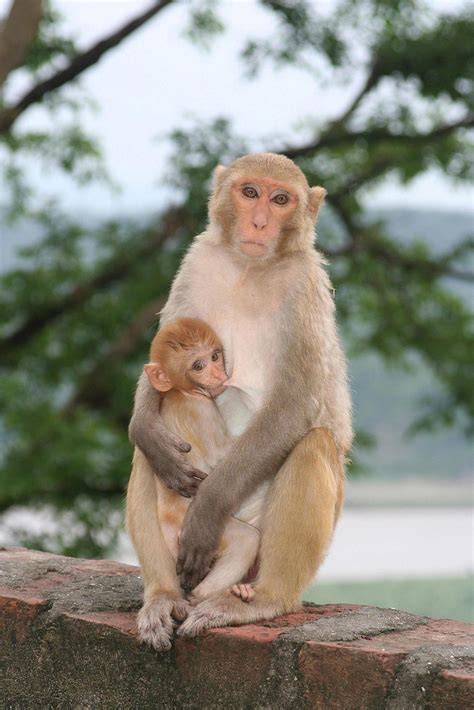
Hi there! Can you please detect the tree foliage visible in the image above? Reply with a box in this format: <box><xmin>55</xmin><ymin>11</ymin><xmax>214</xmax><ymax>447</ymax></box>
<box><xmin>0</xmin><ymin>0</ymin><xmax>472</xmax><ymax>555</ymax></box>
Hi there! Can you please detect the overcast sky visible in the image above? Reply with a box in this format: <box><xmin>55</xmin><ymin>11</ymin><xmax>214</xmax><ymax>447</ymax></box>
<box><xmin>3</xmin><ymin>0</ymin><xmax>473</xmax><ymax>215</ymax></box>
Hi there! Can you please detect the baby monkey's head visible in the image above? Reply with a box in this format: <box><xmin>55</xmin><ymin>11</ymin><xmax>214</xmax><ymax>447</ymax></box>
<box><xmin>144</xmin><ymin>317</ymin><xmax>228</xmax><ymax>398</ymax></box>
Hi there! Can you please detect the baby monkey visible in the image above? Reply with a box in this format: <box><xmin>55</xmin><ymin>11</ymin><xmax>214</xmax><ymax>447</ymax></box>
<box><xmin>144</xmin><ymin>317</ymin><xmax>258</xmax><ymax>602</ymax></box>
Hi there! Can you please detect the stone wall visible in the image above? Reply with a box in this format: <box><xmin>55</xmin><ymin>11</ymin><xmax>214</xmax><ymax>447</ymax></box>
<box><xmin>1</xmin><ymin>547</ymin><xmax>473</xmax><ymax>708</ymax></box>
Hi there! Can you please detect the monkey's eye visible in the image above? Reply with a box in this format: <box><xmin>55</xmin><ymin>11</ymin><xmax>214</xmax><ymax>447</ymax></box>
<box><xmin>211</xmin><ymin>351</ymin><xmax>220</xmax><ymax>362</ymax></box>
<box><xmin>242</xmin><ymin>186</ymin><xmax>258</xmax><ymax>199</ymax></box>
<box><xmin>192</xmin><ymin>360</ymin><xmax>205</xmax><ymax>372</ymax></box>
<box><xmin>272</xmin><ymin>193</ymin><xmax>289</xmax><ymax>205</ymax></box>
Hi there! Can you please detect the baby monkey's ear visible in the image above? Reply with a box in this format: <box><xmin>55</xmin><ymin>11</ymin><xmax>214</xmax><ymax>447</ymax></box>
<box><xmin>144</xmin><ymin>363</ymin><xmax>172</xmax><ymax>392</ymax></box>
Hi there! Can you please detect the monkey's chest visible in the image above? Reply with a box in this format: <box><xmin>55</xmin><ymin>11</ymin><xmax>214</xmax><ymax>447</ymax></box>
<box><xmin>187</xmin><ymin>246</ymin><xmax>286</xmax><ymax>434</ymax></box>
<box><xmin>201</xmin><ymin>302</ymin><xmax>280</xmax><ymax>436</ymax></box>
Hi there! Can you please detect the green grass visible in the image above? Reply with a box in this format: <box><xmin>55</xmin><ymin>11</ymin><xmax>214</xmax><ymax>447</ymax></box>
<box><xmin>304</xmin><ymin>575</ymin><xmax>474</xmax><ymax>623</ymax></box>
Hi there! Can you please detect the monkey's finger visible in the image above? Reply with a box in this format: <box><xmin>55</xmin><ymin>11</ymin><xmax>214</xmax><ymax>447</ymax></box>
<box><xmin>182</xmin><ymin>567</ymin><xmax>206</xmax><ymax>592</ymax></box>
<box><xmin>183</xmin><ymin>554</ymin><xmax>211</xmax><ymax>591</ymax></box>
<box><xmin>175</xmin><ymin>440</ymin><xmax>192</xmax><ymax>454</ymax></box>
<box><xmin>179</xmin><ymin>557</ymin><xmax>198</xmax><ymax>591</ymax></box>
<box><xmin>177</xmin><ymin>551</ymin><xmax>200</xmax><ymax>590</ymax></box>
<box><xmin>185</xmin><ymin>467</ymin><xmax>207</xmax><ymax>481</ymax></box>
<box><xmin>168</xmin><ymin>433</ymin><xmax>192</xmax><ymax>454</ymax></box>
<box><xmin>176</xmin><ymin>477</ymin><xmax>200</xmax><ymax>497</ymax></box>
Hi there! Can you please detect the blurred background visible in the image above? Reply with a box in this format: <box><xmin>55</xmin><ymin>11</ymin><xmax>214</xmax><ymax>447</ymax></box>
<box><xmin>0</xmin><ymin>0</ymin><xmax>472</xmax><ymax>622</ymax></box>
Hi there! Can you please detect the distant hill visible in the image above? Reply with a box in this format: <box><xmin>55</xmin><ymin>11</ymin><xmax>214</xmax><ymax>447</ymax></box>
<box><xmin>1</xmin><ymin>207</ymin><xmax>473</xmax><ymax>479</ymax></box>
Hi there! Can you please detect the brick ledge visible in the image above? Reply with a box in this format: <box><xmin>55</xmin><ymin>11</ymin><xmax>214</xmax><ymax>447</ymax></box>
<box><xmin>1</xmin><ymin>547</ymin><xmax>473</xmax><ymax>709</ymax></box>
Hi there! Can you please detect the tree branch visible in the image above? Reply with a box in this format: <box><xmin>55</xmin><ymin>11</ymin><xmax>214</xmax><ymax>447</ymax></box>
<box><xmin>0</xmin><ymin>0</ymin><xmax>43</xmax><ymax>86</ymax></box>
<box><xmin>278</xmin><ymin>57</ymin><xmax>382</xmax><ymax>160</ymax></box>
<box><xmin>329</xmin><ymin>195</ymin><xmax>474</xmax><ymax>283</ymax></box>
<box><xmin>283</xmin><ymin>114</ymin><xmax>474</xmax><ymax>159</ymax></box>
<box><xmin>0</xmin><ymin>0</ymin><xmax>175</xmax><ymax>134</ymax></box>
<box><xmin>0</xmin><ymin>206</ymin><xmax>187</xmax><ymax>360</ymax></box>
<box><xmin>63</xmin><ymin>297</ymin><xmax>165</xmax><ymax>414</ymax></box>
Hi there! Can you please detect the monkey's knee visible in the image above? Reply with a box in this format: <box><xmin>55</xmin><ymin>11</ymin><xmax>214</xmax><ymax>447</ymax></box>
<box><xmin>256</xmin><ymin>428</ymin><xmax>343</xmax><ymax>602</ymax></box>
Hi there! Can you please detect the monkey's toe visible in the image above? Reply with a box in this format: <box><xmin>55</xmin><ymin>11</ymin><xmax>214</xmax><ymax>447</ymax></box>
<box><xmin>171</xmin><ymin>598</ymin><xmax>190</xmax><ymax>621</ymax></box>
<box><xmin>137</xmin><ymin>596</ymin><xmax>181</xmax><ymax>651</ymax></box>
<box><xmin>231</xmin><ymin>583</ymin><xmax>254</xmax><ymax>602</ymax></box>
<box><xmin>177</xmin><ymin>602</ymin><xmax>228</xmax><ymax>638</ymax></box>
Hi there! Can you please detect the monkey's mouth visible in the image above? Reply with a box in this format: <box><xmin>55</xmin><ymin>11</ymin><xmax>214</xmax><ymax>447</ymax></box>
<box><xmin>239</xmin><ymin>240</ymin><xmax>267</xmax><ymax>256</ymax></box>
<box><xmin>209</xmin><ymin>384</ymin><xmax>227</xmax><ymax>397</ymax></box>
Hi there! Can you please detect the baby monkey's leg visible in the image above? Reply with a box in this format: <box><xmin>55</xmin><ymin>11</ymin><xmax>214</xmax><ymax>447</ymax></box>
<box><xmin>191</xmin><ymin>518</ymin><xmax>259</xmax><ymax>601</ymax></box>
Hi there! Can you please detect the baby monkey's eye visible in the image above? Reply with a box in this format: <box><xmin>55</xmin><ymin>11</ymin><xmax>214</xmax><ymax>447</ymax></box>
<box><xmin>242</xmin><ymin>186</ymin><xmax>258</xmax><ymax>199</ymax></box>
<box><xmin>272</xmin><ymin>193</ymin><xmax>289</xmax><ymax>205</ymax></box>
<box><xmin>211</xmin><ymin>351</ymin><xmax>221</xmax><ymax>362</ymax></box>
<box><xmin>192</xmin><ymin>360</ymin><xmax>204</xmax><ymax>372</ymax></box>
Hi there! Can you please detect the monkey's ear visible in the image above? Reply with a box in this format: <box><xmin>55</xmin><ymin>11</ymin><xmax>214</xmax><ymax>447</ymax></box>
<box><xmin>144</xmin><ymin>363</ymin><xmax>172</xmax><ymax>392</ymax></box>
<box><xmin>308</xmin><ymin>186</ymin><xmax>327</xmax><ymax>219</ymax></box>
<box><xmin>212</xmin><ymin>164</ymin><xmax>227</xmax><ymax>191</ymax></box>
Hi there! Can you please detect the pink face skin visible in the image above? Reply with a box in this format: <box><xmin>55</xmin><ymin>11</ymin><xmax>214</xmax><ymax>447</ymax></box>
<box><xmin>231</xmin><ymin>176</ymin><xmax>299</xmax><ymax>258</ymax></box>
<box><xmin>188</xmin><ymin>348</ymin><xmax>229</xmax><ymax>398</ymax></box>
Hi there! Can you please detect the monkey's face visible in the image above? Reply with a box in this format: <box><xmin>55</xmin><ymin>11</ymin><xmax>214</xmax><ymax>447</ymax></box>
<box><xmin>230</xmin><ymin>176</ymin><xmax>299</xmax><ymax>259</ymax></box>
<box><xmin>186</xmin><ymin>347</ymin><xmax>228</xmax><ymax>397</ymax></box>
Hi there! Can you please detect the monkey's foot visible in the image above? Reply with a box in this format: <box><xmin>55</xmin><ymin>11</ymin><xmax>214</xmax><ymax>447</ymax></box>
<box><xmin>231</xmin><ymin>583</ymin><xmax>255</xmax><ymax>602</ymax></box>
<box><xmin>137</xmin><ymin>594</ymin><xmax>190</xmax><ymax>652</ymax></box>
<box><xmin>177</xmin><ymin>590</ymin><xmax>294</xmax><ymax>638</ymax></box>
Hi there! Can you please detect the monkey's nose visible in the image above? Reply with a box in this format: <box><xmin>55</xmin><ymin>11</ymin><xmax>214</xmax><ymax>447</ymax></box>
<box><xmin>252</xmin><ymin>206</ymin><xmax>269</xmax><ymax>229</ymax></box>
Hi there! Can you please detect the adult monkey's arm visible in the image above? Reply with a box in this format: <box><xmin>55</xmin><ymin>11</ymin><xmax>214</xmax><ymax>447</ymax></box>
<box><xmin>177</xmin><ymin>265</ymin><xmax>343</xmax><ymax>590</ymax></box>
<box><xmin>129</xmin><ymin>375</ymin><xmax>207</xmax><ymax>496</ymax></box>
<box><xmin>128</xmin><ymin>250</ymin><xmax>208</xmax><ymax>496</ymax></box>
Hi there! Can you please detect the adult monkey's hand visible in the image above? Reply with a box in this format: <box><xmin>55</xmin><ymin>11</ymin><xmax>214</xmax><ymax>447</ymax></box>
<box><xmin>129</xmin><ymin>373</ymin><xmax>207</xmax><ymax>497</ymax></box>
<box><xmin>176</xmin><ymin>483</ymin><xmax>225</xmax><ymax>591</ymax></box>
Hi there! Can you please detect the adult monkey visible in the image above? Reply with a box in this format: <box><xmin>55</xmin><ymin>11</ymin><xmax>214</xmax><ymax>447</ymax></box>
<box><xmin>128</xmin><ymin>152</ymin><xmax>352</xmax><ymax>638</ymax></box>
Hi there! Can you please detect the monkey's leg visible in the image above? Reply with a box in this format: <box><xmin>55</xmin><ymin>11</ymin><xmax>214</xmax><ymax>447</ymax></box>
<box><xmin>126</xmin><ymin>449</ymin><xmax>189</xmax><ymax>651</ymax></box>
<box><xmin>178</xmin><ymin>428</ymin><xmax>344</xmax><ymax>637</ymax></box>
<box><xmin>190</xmin><ymin>519</ymin><xmax>260</xmax><ymax>602</ymax></box>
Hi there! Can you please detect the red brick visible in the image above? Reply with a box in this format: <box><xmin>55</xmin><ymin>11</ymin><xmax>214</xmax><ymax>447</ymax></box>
<box><xmin>175</xmin><ymin>624</ymin><xmax>276</xmax><ymax>691</ymax></box>
<box><xmin>64</xmin><ymin>610</ymin><xmax>138</xmax><ymax>638</ymax></box>
<box><xmin>70</xmin><ymin>558</ymin><xmax>138</xmax><ymax>577</ymax></box>
<box><xmin>429</xmin><ymin>663</ymin><xmax>474</xmax><ymax>709</ymax></box>
<box><xmin>2</xmin><ymin>548</ymin><xmax>473</xmax><ymax>709</ymax></box>
<box><xmin>261</xmin><ymin>603</ymin><xmax>361</xmax><ymax>628</ymax></box>
<box><xmin>299</xmin><ymin>640</ymin><xmax>404</xmax><ymax>709</ymax></box>
<box><xmin>340</xmin><ymin>617</ymin><xmax>473</xmax><ymax>655</ymax></box>
<box><xmin>0</xmin><ymin>592</ymin><xmax>49</xmax><ymax>642</ymax></box>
